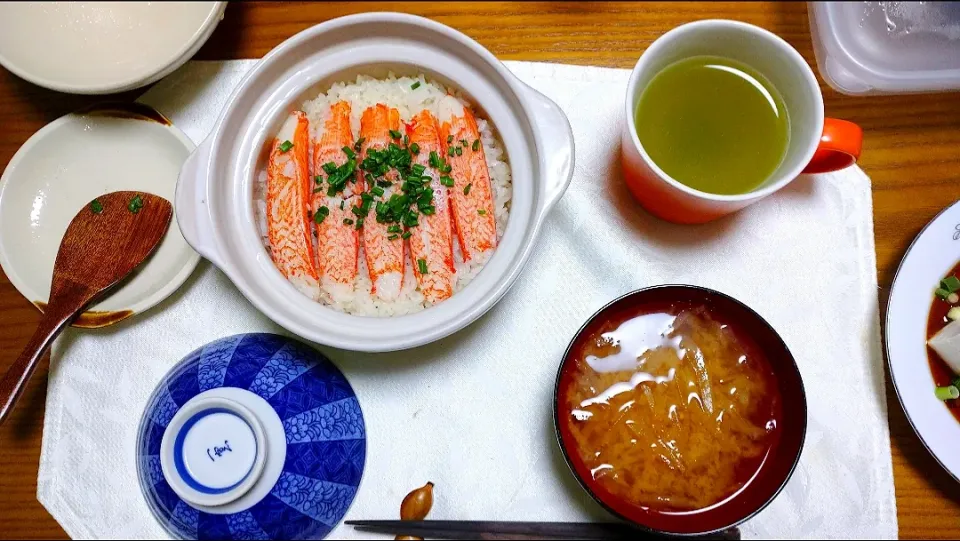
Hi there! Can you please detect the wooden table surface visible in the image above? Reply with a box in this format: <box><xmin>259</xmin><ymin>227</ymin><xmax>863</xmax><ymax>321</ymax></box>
<box><xmin>0</xmin><ymin>2</ymin><xmax>958</xmax><ymax>538</ymax></box>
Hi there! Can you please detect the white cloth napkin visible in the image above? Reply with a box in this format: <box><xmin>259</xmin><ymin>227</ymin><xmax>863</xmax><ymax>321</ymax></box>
<box><xmin>37</xmin><ymin>60</ymin><xmax>897</xmax><ymax>540</ymax></box>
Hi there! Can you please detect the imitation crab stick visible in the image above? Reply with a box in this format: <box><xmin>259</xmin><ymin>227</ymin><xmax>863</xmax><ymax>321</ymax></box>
<box><xmin>438</xmin><ymin>96</ymin><xmax>498</xmax><ymax>262</ymax></box>
<box><xmin>266</xmin><ymin>111</ymin><xmax>319</xmax><ymax>296</ymax></box>
<box><xmin>406</xmin><ymin>110</ymin><xmax>455</xmax><ymax>303</ymax></box>
<box><xmin>311</xmin><ymin>100</ymin><xmax>359</xmax><ymax>302</ymax></box>
<box><xmin>359</xmin><ymin>104</ymin><xmax>405</xmax><ymax>301</ymax></box>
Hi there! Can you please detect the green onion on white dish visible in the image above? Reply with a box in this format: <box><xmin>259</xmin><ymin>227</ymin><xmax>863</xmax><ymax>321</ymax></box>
<box><xmin>887</xmin><ymin>200</ymin><xmax>960</xmax><ymax>483</ymax></box>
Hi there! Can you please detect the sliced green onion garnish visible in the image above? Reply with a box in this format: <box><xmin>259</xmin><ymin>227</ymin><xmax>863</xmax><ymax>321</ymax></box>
<box><xmin>478</xmin><ymin>209</ymin><xmax>487</xmax><ymax>215</ymax></box>
<box><xmin>343</xmin><ymin>218</ymin><xmax>354</xmax><ymax>226</ymax></box>
<box><xmin>464</xmin><ymin>183</ymin><xmax>472</xmax><ymax>195</ymax></box>
<box><xmin>354</xmin><ymin>137</ymin><xmax>365</xmax><ymax>152</ymax></box>
<box><xmin>441</xmin><ymin>163</ymin><xmax>452</xmax><ymax>174</ymax></box>
<box><xmin>440</xmin><ymin>176</ymin><xmax>454</xmax><ymax>187</ymax></box>
<box><xmin>429</xmin><ymin>151</ymin><xmax>440</xmax><ymax>168</ymax></box>
<box><xmin>403</xmin><ymin>134</ymin><xmax>410</xmax><ymax>146</ymax></box>
<box><xmin>342</xmin><ymin>146</ymin><xmax>356</xmax><ymax>159</ymax></box>
<box><xmin>340</xmin><ymin>200</ymin><xmax>345</xmax><ymax>210</ymax></box>
<box><xmin>411</xmin><ymin>81</ymin><xmax>421</xmax><ymax>90</ymax></box>
<box><xmin>314</xmin><ymin>175</ymin><xmax>323</xmax><ymax>184</ymax></box>
<box><xmin>936</xmin><ymin>288</ymin><xmax>952</xmax><ymax>300</ymax></box>
<box><xmin>447</xmin><ymin>147</ymin><xmax>455</xmax><ymax>157</ymax></box>
<box><xmin>410</xmin><ymin>142</ymin><xmax>420</xmax><ymax>155</ymax></box>
<box><xmin>943</xmin><ymin>276</ymin><xmax>960</xmax><ymax>293</ymax></box>
<box><xmin>279</xmin><ymin>140</ymin><xmax>293</xmax><ymax>153</ymax></box>
<box><xmin>953</xmin><ymin>376</ymin><xmax>960</xmax><ymax>389</ymax></box>
<box><xmin>389</xmin><ymin>129</ymin><xmax>402</xmax><ymax>140</ymax></box>
<box><xmin>472</xmin><ymin>139</ymin><xmax>480</xmax><ymax>151</ymax></box>
<box><xmin>388</xmin><ymin>225</ymin><xmax>402</xmax><ymax>234</ymax></box>
<box><xmin>372</xmin><ymin>186</ymin><xmax>385</xmax><ymax>197</ymax></box>
<box><xmin>314</xmin><ymin>206</ymin><xmax>329</xmax><ymax>224</ymax></box>
<box><xmin>402</xmin><ymin>231</ymin><xmax>412</xmax><ymax>239</ymax></box>
<box><xmin>446</xmin><ymin>135</ymin><xmax>453</xmax><ymax>144</ymax></box>
<box><xmin>322</xmin><ymin>162</ymin><xmax>338</xmax><ymax>174</ymax></box>
<box><xmin>90</xmin><ymin>199</ymin><xmax>103</xmax><ymax>214</ymax></box>
<box><xmin>128</xmin><ymin>194</ymin><xmax>144</xmax><ymax>214</ymax></box>
<box><xmin>936</xmin><ymin>385</ymin><xmax>959</xmax><ymax>401</ymax></box>
<box><xmin>455</xmin><ymin>146</ymin><xmax>462</xmax><ymax>156</ymax></box>
<box><xmin>417</xmin><ymin>258</ymin><xmax>428</xmax><ymax>274</ymax></box>
<box><xmin>387</xmin><ymin>234</ymin><xmax>399</xmax><ymax>241</ymax></box>
<box><xmin>377</xmin><ymin>180</ymin><xmax>392</xmax><ymax>188</ymax></box>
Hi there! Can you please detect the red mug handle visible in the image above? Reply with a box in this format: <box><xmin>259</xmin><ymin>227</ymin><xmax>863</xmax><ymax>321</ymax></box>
<box><xmin>802</xmin><ymin>118</ymin><xmax>863</xmax><ymax>174</ymax></box>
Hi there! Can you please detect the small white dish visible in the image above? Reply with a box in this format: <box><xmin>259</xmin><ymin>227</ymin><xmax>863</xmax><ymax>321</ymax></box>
<box><xmin>0</xmin><ymin>104</ymin><xmax>200</xmax><ymax>328</ymax></box>
<box><xmin>887</xmin><ymin>200</ymin><xmax>960</xmax><ymax>482</ymax></box>
<box><xmin>0</xmin><ymin>2</ymin><xmax>225</xmax><ymax>95</ymax></box>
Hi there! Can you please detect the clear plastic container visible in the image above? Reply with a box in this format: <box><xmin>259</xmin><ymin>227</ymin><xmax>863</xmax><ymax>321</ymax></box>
<box><xmin>808</xmin><ymin>1</ymin><xmax>960</xmax><ymax>95</ymax></box>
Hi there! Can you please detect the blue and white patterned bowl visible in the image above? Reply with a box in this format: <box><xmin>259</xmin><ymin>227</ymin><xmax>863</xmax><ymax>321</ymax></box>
<box><xmin>136</xmin><ymin>333</ymin><xmax>366</xmax><ymax>540</ymax></box>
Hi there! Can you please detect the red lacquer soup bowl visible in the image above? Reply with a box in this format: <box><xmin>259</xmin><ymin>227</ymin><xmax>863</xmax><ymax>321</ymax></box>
<box><xmin>553</xmin><ymin>285</ymin><xmax>806</xmax><ymax>536</ymax></box>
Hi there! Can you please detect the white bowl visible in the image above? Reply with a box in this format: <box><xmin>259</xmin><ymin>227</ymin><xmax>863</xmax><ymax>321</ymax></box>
<box><xmin>0</xmin><ymin>2</ymin><xmax>225</xmax><ymax>95</ymax></box>
<box><xmin>887</xmin><ymin>200</ymin><xmax>960</xmax><ymax>482</ymax></box>
<box><xmin>175</xmin><ymin>13</ymin><xmax>575</xmax><ymax>352</ymax></box>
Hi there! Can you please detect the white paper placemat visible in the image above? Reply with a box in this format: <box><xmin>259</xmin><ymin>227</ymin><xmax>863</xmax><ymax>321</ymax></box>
<box><xmin>36</xmin><ymin>60</ymin><xmax>896</xmax><ymax>539</ymax></box>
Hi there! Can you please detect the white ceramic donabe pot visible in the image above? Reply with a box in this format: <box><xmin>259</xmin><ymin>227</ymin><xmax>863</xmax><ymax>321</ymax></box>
<box><xmin>176</xmin><ymin>13</ymin><xmax>574</xmax><ymax>352</ymax></box>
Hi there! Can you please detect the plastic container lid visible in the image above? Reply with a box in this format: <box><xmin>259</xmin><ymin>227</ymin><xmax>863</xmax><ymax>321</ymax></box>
<box><xmin>808</xmin><ymin>1</ymin><xmax>960</xmax><ymax>95</ymax></box>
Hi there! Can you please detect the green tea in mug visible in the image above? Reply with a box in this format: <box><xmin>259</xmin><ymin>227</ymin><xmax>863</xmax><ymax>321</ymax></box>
<box><xmin>635</xmin><ymin>56</ymin><xmax>789</xmax><ymax>195</ymax></box>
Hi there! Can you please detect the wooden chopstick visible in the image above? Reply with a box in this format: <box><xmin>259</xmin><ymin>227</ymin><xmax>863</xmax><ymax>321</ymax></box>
<box><xmin>345</xmin><ymin>520</ymin><xmax>741</xmax><ymax>540</ymax></box>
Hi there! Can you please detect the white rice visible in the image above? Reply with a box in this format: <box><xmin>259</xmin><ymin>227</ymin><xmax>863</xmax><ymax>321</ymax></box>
<box><xmin>254</xmin><ymin>73</ymin><xmax>512</xmax><ymax>317</ymax></box>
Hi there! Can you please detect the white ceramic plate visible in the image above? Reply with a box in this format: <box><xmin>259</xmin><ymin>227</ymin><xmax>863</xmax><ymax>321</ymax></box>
<box><xmin>887</xmin><ymin>200</ymin><xmax>960</xmax><ymax>481</ymax></box>
<box><xmin>0</xmin><ymin>2</ymin><xmax>225</xmax><ymax>94</ymax></box>
<box><xmin>0</xmin><ymin>104</ymin><xmax>200</xmax><ymax>328</ymax></box>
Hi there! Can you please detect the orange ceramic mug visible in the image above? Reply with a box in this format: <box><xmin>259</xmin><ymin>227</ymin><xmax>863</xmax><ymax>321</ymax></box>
<box><xmin>621</xmin><ymin>20</ymin><xmax>863</xmax><ymax>224</ymax></box>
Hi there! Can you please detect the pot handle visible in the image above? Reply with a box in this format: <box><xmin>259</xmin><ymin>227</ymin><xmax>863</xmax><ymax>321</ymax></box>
<box><xmin>175</xmin><ymin>137</ymin><xmax>225</xmax><ymax>269</ymax></box>
<box><xmin>522</xmin><ymin>84</ymin><xmax>575</xmax><ymax>216</ymax></box>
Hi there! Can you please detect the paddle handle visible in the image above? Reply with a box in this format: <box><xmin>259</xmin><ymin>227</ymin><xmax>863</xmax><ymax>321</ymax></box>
<box><xmin>0</xmin><ymin>304</ymin><xmax>78</xmax><ymax>425</ymax></box>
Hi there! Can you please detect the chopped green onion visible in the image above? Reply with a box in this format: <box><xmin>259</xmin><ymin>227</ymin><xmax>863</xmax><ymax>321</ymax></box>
<box><xmin>463</xmin><ymin>183</ymin><xmax>472</xmax><ymax>195</ymax></box>
<box><xmin>421</xmin><ymin>206</ymin><xmax>436</xmax><ymax>215</ymax></box>
<box><xmin>446</xmin><ymin>135</ymin><xmax>453</xmax><ymax>144</ymax></box>
<box><xmin>448</xmin><ymin>147</ymin><xmax>456</xmax><ymax>157</ymax></box>
<box><xmin>389</xmin><ymin>129</ymin><xmax>402</xmax><ymax>140</ymax></box>
<box><xmin>314</xmin><ymin>175</ymin><xmax>323</xmax><ymax>184</ymax></box>
<box><xmin>314</xmin><ymin>206</ymin><xmax>329</xmax><ymax>224</ymax></box>
<box><xmin>279</xmin><ymin>140</ymin><xmax>293</xmax><ymax>153</ymax></box>
<box><xmin>411</xmin><ymin>81</ymin><xmax>421</xmax><ymax>90</ymax></box>
<box><xmin>935</xmin><ymin>385</ymin><xmax>959</xmax><ymax>401</ymax></box>
<box><xmin>440</xmin><ymin>176</ymin><xmax>454</xmax><ymax>187</ymax></box>
<box><xmin>402</xmin><ymin>231</ymin><xmax>412</xmax><ymax>240</ymax></box>
<box><xmin>403</xmin><ymin>134</ymin><xmax>410</xmax><ymax>146</ymax></box>
<box><xmin>412</xmin><ymin>164</ymin><xmax>426</xmax><ymax>176</ymax></box>
<box><xmin>472</xmin><ymin>139</ymin><xmax>480</xmax><ymax>151</ymax></box>
<box><xmin>417</xmin><ymin>258</ymin><xmax>428</xmax><ymax>274</ymax></box>
<box><xmin>343</xmin><ymin>218</ymin><xmax>354</xmax><ymax>226</ymax></box>
<box><xmin>377</xmin><ymin>180</ymin><xmax>393</xmax><ymax>188</ymax></box>
<box><xmin>387</xmin><ymin>234</ymin><xmax>399</xmax><ymax>241</ymax></box>
<box><xmin>936</xmin><ymin>288</ymin><xmax>952</xmax><ymax>300</ymax></box>
<box><xmin>410</xmin><ymin>142</ymin><xmax>420</xmax><ymax>155</ymax></box>
<box><xmin>943</xmin><ymin>276</ymin><xmax>960</xmax><ymax>293</ymax></box>
<box><xmin>354</xmin><ymin>137</ymin><xmax>365</xmax><ymax>153</ymax></box>
<box><xmin>388</xmin><ymin>225</ymin><xmax>402</xmax><ymax>234</ymax></box>
<box><xmin>429</xmin><ymin>151</ymin><xmax>441</xmax><ymax>168</ymax></box>
<box><xmin>371</xmin><ymin>186</ymin><xmax>385</xmax><ymax>197</ymax></box>
<box><xmin>355</xmin><ymin>217</ymin><xmax>364</xmax><ymax>230</ymax></box>
<box><xmin>953</xmin><ymin>376</ymin><xmax>960</xmax><ymax>389</ymax></box>
<box><xmin>340</xmin><ymin>200</ymin><xmax>345</xmax><ymax>210</ymax></box>
<box><xmin>478</xmin><ymin>209</ymin><xmax>487</xmax><ymax>215</ymax></box>
<box><xmin>90</xmin><ymin>199</ymin><xmax>103</xmax><ymax>214</ymax></box>
<box><xmin>460</xmin><ymin>139</ymin><xmax>468</xmax><ymax>147</ymax></box>
<box><xmin>128</xmin><ymin>194</ymin><xmax>144</xmax><ymax>214</ymax></box>
<box><xmin>342</xmin><ymin>146</ymin><xmax>356</xmax><ymax>159</ymax></box>
<box><xmin>441</xmin><ymin>163</ymin><xmax>452</xmax><ymax>174</ymax></box>
<box><xmin>322</xmin><ymin>162</ymin><xmax>338</xmax><ymax>175</ymax></box>
<box><xmin>455</xmin><ymin>146</ymin><xmax>463</xmax><ymax>156</ymax></box>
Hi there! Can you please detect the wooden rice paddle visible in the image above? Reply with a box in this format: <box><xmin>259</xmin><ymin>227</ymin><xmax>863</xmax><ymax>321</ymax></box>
<box><xmin>0</xmin><ymin>191</ymin><xmax>172</xmax><ymax>425</ymax></box>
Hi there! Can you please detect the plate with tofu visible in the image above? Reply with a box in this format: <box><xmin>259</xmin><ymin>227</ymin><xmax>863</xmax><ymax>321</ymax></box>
<box><xmin>887</xmin><ymin>200</ymin><xmax>960</xmax><ymax>482</ymax></box>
